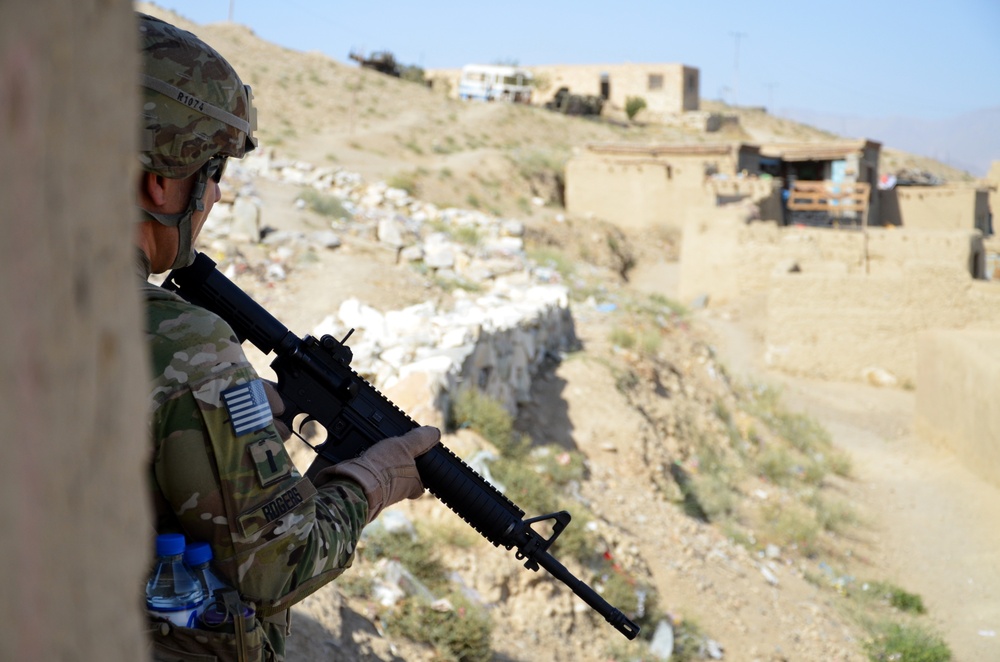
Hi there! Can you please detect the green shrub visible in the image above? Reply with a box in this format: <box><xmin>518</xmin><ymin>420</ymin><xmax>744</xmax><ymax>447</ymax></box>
<box><xmin>863</xmin><ymin>621</ymin><xmax>950</xmax><ymax>662</ymax></box>
<box><xmin>529</xmin><ymin>445</ymin><xmax>586</xmax><ymax>486</ymax></box>
<box><xmin>451</xmin><ymin>225</ymin><xmax>481</xmax><ymax>246</ymax></box>
<box><xmin>609</xmin><ymin>326</ymin><xmax>636</xmax><ymax>350</ymax></box>
<box><xmin>671</xmin><ymin>617</ymin><xmax>710</xmax><ymax>662</ymax></box>
<box><xmin>361</xmin><ymin>528</ymin><xmax>448</xmax><ymax>592</ymax></box>
<box><xmin>298</xmin><ymin>188</ymin><xmax>352</xmax><ymax>219</ymax></box>
<box><xmin>761</xmin><ymin>502</ymin><xmax>820</xmax><ymax>555</ymax></box>
<box><xmin>399</xmin><ymin>64</ymin><xmax>426</xmax><ymax>85</ymax></box>
<box><xmin>598</xmin><ymin>570</ymin><xmax>661</xmax><ymax>631</ymax></box>
<box><xmin>490</xmin><ymin>457</ymin><xmax>558</xmax><ymax>516</ymax></box>
<box><xmin>774</xmin><ymin>410</ymin><xmax>832</xmax><ymax>454</ymax></box>
<box><xmin>690</xmin><ymin>473</ymin><xmax>736</xmax><ymax>520</ymax></box>
<box><xmin>865</xmin><ymin>582</ymin><xmax>927</xmax><ymax>615</ymax></box>
<box><xmin>388</xmin><ymin>593</ymin><xmax>493</xmax><ymax>662</ymax></box>
<box><xmin>812</xmin><ymin>495</ymin><xmax>860</xmax><ymax>535</ymax></box>
<box><xmin>527</xmin><ymin>247</ymin><xmax>576</xmax><ymax>280</ymax></box>
<box><xmin>449</xmin><ymin>388</ymin><xmax>521</xmax><ymax>456</ymax></box>
<box><xmin>387</xmin><ymin>171</ymin><xmax>419</xmax><ymax>196</ymax></box>
<box><xmin>756</xmin><ymin>446</ymin><xmax>795</xmax><ymax>485</ymax></box>
<box><xmin>625</xmin><ymin>96</ymin><xmax>647</xmax><ymax>120</ymax></box>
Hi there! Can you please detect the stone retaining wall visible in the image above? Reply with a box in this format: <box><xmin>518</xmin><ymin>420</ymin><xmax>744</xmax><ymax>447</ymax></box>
<box><xmin>314</xmin><ymin>284</ymin><xmax>577</xmax><ymax>428</ymax></box>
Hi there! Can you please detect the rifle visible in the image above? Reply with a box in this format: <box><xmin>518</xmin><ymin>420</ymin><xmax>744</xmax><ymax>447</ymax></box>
<box><xmin>163</xmin><ymin>252</ymin><xmax>640</xmax><ymax>640</ymax></box>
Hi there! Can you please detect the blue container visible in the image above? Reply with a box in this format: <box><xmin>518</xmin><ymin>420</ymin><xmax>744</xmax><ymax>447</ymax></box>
<box><xmin>146</xmin><ymin>534</ymin><xmax>206</xmax><ymax>628</ymax></box>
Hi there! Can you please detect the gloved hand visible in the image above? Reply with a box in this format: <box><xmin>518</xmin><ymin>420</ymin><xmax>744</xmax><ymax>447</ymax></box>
<box><xmin>309</xmin><ymin>426</ymin><xmax>440</xmax><ymax>523</ymax></box>
<box><xmin>261</xmin><ymin>379</ymin><xmax>291</xmax><ymax>442</ymax></box>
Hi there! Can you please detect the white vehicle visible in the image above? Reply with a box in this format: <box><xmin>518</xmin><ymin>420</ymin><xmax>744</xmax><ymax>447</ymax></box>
<box><xmin>458</xmin><ymin>64</ymin><xmax>533</xmax><ymax>103</ymax></box>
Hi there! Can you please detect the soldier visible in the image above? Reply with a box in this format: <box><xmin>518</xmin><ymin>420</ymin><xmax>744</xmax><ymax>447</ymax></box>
<box><xmin>135</xmin><ymin>13</ymin><xmax>439</xmax><ymax>661</ymax></box>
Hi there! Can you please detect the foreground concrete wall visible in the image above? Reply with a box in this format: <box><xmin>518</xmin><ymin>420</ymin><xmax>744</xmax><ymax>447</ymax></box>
<box><xmin>765</xmin><ymin>267</ymin><xmax>1000</xmax><ymax>384</ymax></box>
<box><xmin>0</xmin><ymin>2</ymin><xmax>148</xmax><ymax>660</ymax></box>
<box><xmin>915</xmin><ymin>330</ymin><xmax>1000</xmax><ymax>489</ymax></box>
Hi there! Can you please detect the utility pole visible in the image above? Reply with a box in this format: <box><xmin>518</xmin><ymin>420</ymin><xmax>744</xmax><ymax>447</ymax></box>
<box><xmin>228</xmin><ymin>0</ymin><xmax>234</xmax><ymax>22</ymax></box>
<box><xmin>729</xmin><ymin>31</ymin><xmax>748</xmax><ymax>107</ymax></box>
<box><xmin>764</xmin><ymin>81</ymin><xmax>778</xmax><ymax>112</ymax></box>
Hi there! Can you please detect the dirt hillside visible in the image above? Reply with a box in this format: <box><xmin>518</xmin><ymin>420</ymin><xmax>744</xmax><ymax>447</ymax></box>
<box><xmin>139</xmin><ymin>5</ymin><xmax>999</xmax><ymax>661</ymax></box>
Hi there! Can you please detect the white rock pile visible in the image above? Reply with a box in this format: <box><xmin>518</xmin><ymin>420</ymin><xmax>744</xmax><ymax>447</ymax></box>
<box><xmin>202</xmin><ymin>148</ymin><xmax>578</xmax><ymax>421</ymax></box>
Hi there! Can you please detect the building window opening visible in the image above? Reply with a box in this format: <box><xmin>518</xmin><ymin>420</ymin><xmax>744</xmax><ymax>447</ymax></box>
<box><xmin>648</xmin><ymin>74</ymin><xmax>663</xmax><ymax>91</ymax></box>
<box><xmin>600</xmin><ymin>73</ymin><xmax>610</xmax><ymax>100</ymax></box>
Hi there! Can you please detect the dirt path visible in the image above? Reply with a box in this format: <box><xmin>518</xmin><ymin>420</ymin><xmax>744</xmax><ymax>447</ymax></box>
<box><xmin>695</xmin><ymin>303</ymin><xmax>1000</xmax><ymax>662</ymax></box>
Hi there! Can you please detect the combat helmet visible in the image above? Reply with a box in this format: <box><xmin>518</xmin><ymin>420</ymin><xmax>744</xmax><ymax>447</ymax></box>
<box><xmin>136</xmin><ymin>12</ymin><xmax>257</xmax><ymax>268</ymax></box>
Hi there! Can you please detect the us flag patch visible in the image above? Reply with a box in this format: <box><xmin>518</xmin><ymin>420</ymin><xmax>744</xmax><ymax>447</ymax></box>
<box><xmin>221</xmin><ymin>380</ymin><xmax>273</xmax><ymax>436</ymax></box>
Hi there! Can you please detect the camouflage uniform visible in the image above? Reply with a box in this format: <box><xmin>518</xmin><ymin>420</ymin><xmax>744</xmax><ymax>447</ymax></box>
<box><xmin>142</xmin><ymin>261</ymin><xmax>369</xmax><ymax>659</ymax></box>
<box><xmin>136</xmin><ymin>15</ymin><xmax>371</xmax><ymax>658</ymax></box>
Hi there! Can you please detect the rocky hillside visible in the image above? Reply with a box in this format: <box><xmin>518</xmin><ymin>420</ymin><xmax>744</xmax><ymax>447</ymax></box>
<box><xmin>140</xmin><ymin>4</ymin><xmax>960</xmax><ymax>660</ymax></box>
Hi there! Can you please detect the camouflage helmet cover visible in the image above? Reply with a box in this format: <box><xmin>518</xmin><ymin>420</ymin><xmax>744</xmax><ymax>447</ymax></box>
<box><xmin>138</xmin><ymin>13</ymin><xmax>257</xmax><ymax>179</ymax></box>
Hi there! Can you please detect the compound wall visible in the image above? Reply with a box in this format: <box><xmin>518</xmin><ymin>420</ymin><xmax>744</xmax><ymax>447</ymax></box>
<box><xmin>566</xmin><ymin>148</ymin><xmax>779</xmax><ymax>232</ymax></box>
<box><xmin>764</xmin><ymin>265</ymin><xmax>1000</xmax><ymax>384</ymax></box>
<box><xmin>679</xmin><ymin>216</ymin><xmax>983</xmax><ymax>304</ymax></box>
<box><xmin>915</xmin><ymin>330</ymin><xmax>1000</xmax><ymax>489</ymax></box>
<box><xmin>881</xmin><ymin>185</ymin><xmax>991</xmax><ymax>235</ymax></box>
<box><xmin>679</xmin><ymin>212</ymin><xmax>996</xmax><ymax>384</ymax></box>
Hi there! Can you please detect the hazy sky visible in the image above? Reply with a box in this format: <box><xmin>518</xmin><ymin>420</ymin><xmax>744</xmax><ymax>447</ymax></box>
<box><xmin>149</xmin><ymin>0</ymin><xmax>1000</xmax><ymax>121</ymax></box>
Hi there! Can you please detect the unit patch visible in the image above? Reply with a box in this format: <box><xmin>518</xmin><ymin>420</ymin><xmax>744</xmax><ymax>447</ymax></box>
<box><xmin>247</xmin><ymin>436</ymin><xmax>292</xmax><ymax>487</ymax></box>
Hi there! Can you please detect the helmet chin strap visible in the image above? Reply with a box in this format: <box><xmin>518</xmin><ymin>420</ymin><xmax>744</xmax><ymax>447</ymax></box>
<box><xmin>141</xmin><ymin>168</ymin><xmax>210</xmax><ymax>270</ymax></box>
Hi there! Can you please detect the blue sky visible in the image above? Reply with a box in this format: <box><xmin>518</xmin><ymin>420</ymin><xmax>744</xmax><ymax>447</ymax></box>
<box><xmin>149</xmin><ymin>0</ymin><xmax>999</xmax><ymax>121</ymax></box>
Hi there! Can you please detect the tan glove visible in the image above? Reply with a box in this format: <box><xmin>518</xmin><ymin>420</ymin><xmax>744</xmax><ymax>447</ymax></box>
<box><xmin>310</xmin><ymin>426</ymin><xmax>440</xmax><ymax>523</ymax></box>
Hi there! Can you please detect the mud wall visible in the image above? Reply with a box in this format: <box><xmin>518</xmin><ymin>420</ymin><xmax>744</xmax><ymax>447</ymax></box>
<box><xmin>764</xmin><ymin>266</ymin><xmax>1000</xmax><ymax>384</ymax></box>
<box><xmin>881</xmin><ymin>185</ymin><xmax>990</xmax><ymax>234</ymax></box>
<box><xmin>566</xmin><ymin>152</ymin><xmax>779</xmax><ymax>232</ymax></box>
<box><xmin>914</xmin><ymin>330</ymin><xmax>1000</xmax><ymax>489</ymax></box>
<box><xmin>679</xmin><ymin>212</ymin><xmax>997</xmax><ymax>384</ymax></box>
<box><xmin>679</xmin><ymin>215</ymin><xmax>983</xmax><ymax>305</ymax></box>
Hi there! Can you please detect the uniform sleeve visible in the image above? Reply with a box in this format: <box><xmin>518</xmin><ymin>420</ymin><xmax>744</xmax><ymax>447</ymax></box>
<box><xmin>148</xmin><ymin>301</ymin><xmax>368</xmax><ymax>614</ymax></box>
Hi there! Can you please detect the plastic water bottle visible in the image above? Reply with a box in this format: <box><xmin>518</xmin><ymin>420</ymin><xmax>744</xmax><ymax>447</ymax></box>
<box><xmin>185</xmin><ymin>541</ymin><xmax>257</xmax><ymax>633</ymax></box>
<box><xmin>146</xmin><ymin>533</ymin><xmax>206</xmax><ymax>628</ymax></box>
<box><xmin>184</xmin><ymin>541</ymin><xmax>229</xmax><ymax>604</ymax></box>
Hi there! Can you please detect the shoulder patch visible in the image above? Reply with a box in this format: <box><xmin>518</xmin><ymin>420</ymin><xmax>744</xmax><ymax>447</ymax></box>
<box><xmin>221</xmin><ymin>379</ymin><xmax>272</xmax><ymax>436</ymax></box>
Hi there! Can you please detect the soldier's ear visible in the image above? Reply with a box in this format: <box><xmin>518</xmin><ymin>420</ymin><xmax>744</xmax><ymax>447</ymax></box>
<box><xmin>140</xmin><ymin>171</ymin><xmax>170</xmax><ymax>208</ymax></box>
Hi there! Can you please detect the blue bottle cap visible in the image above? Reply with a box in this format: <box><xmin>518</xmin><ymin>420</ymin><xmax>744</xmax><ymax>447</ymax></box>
<box><xmin>184</xmin><ymin>541</ymin><xmax>215</xmax><ymax>567</ymax></box>
<box><xmin>156</xmin><ymin>533</ymin><xmax>186</xmax><ymax>557</ymax></box>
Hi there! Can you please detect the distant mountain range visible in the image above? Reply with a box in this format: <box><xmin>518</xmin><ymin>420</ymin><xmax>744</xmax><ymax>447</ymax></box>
<box><xmin>779</xmin><ymin>106</ymin><xmax>1000</xmax><ymax>177</ymax></box>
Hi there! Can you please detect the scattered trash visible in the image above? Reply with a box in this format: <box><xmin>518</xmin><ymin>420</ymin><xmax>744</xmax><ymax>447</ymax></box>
<box><xmin>760</xmin><ymin>565</ymin><xmax>779</xmax><ymax>586</ymax></box>
<box><xmin>648</xmin><ymin>619</ymin><xmax>674</xmax><ymax>660</ymax></box>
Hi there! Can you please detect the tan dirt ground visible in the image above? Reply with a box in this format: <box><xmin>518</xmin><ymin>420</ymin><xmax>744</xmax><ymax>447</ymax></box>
<box><xmin>688</xmin><ymin>292</ymin><xmax>1000</xmax><ymax>662</ymax></box>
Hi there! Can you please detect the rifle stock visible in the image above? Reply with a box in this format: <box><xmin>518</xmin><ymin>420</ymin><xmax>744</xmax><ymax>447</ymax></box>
<box><xmin>163</xmin><ymin>252</ymin><xmax>640</xmax><ymax>640</ymax></box>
